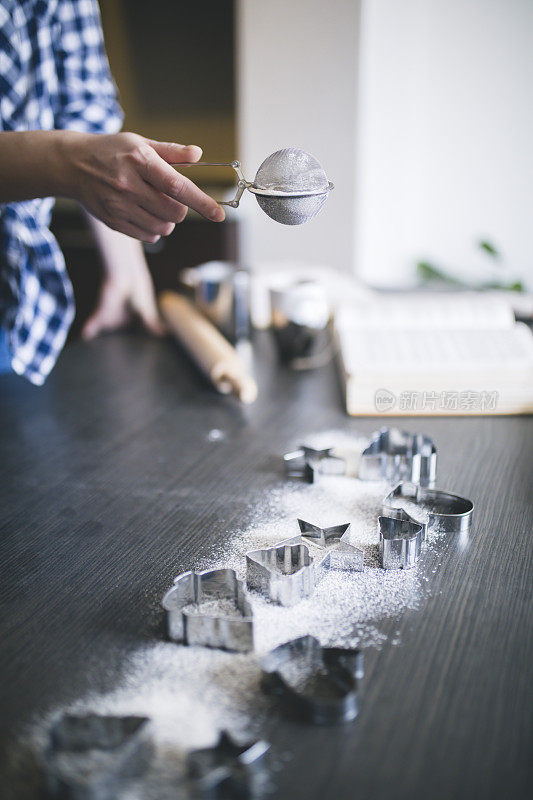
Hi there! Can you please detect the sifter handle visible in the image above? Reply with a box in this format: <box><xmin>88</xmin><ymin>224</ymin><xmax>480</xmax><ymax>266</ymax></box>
<box><xmin>170</xmin><ymin>160</ymin><xmax>252</xmax><ymax>208</ymax></box>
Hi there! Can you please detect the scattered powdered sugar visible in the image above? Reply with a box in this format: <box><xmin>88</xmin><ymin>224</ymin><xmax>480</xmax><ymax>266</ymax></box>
<box><xmin>207</xmin><ymin>428</ymin><xmax>226</xmax><ymax>443</ymax></box>
<box><xmin>19</xmin><ymin>428</ymin><xmax>444</xmax><ymax>798</ymax></box>
<box><xmin>182</xmin><ymin>599</ymin><xmax>245</xmax><ymax>620</ymax></box>
<box><xmin>195</xmin><ymin>458</ymin><xmax>425</xmax><ymax>655</ymax></box>
<box><xmin>386</xmin><ymin>497</ymin><xmax>431</xmax><ymax>524</ymax></box>
<box><xmin>13</xmin><ymin>646</ymin><xmax>269</xmax><ymax>800</ymax></box>
<box><xmin>250</xmin><ymin>565</ymin><xmax>421</xmax><ymax>655</ymax></box>
<box><xmin>88</xmin><ymin>645</ymin><xmax>267</xmax><ymax>751</ymax></box>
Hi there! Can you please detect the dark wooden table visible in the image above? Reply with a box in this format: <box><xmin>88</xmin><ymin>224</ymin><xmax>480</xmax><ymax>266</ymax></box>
<box><xmin>0</xmin><ymin>332</ymin><xmax>531</xmax><ymax>800</ymax></box>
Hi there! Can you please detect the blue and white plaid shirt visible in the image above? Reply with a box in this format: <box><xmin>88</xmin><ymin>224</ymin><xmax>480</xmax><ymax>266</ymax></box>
<box><xmin>0</xmin><ymin>0</ymin><xmax>123</xmax><ymax>384</ymax></box>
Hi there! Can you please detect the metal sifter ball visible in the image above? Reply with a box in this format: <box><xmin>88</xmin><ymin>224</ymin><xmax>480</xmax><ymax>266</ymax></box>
<box><xmin>248</xmin><ymin>148</ymin><xmax>334</xmax><ymax>225</ymax></box>
<box><xmin>172</xmin><ymin>148</ymin><xmax>334</xmax><ymax>225</ymax></box>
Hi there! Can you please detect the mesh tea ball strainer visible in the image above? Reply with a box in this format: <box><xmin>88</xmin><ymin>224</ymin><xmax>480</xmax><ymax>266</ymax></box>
<box><xmin>173</xmin><ymin>148</ymin><xmax>334</xmax><ymax>226</ymax></box>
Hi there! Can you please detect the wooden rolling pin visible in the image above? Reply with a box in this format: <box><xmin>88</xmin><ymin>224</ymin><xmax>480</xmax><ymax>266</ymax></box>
<box><xmin>159</xmin><ymin>291</ymin><xmax>258</xmax><ymax>404</ymax></box>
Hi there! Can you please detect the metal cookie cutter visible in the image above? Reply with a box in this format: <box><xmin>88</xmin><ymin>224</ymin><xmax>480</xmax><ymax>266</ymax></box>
<box><xmin>383</xmin><ymin>481</ymin><xmax>474</xmax><ymax>539</ymax></box>
<box><xmin>297</xmin><ymin>519</ymin><xmax>364</xmax><ymax>572</ymax></box>
<box><xmin>162</xmin><ymin>568</ymin><xmax>254</xmax><ymax>652</ymax></box>
<box><xmin>260</xmin><ymin>635</ymin><xmax>364</xmax><ymax>724</ymax></box>
<box><xmin>42</xmin><ymin>714</ymin><xmax>153</xmax><ymax>800</ymax></box>
<box><xmin>187</xmin><ymin>730</ymin><xmax>271</xmax><ymax>799</ymax></box>
<box><xmin>246</xmin><ymin>540</ymin><xmax>317</xmax><ymax>606</ymax></box>
<box><xmin>359</xmin><ymin>427</ymin><xmax>437</xmax><ymax>486</ymax></box>
<box><xmin>283</xmin><ymin>445</ymin><xmax>346</xmax><ymax>483</ymax></box>
<box><xmin>378</xmin><ymin>511</ymin><xmax>425</xmax><ymax>569</ymax></box>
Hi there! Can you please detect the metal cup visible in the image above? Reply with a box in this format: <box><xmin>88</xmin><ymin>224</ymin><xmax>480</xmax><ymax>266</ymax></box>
<box><xmin>180</xmin><ymin>261</ymin><xmax>250</xmax><ymax>343</ymax></box>
<box><xmin>270</xmin><ymin>280</ymin><xmax>332</xmax><ymax>367</ymax></box>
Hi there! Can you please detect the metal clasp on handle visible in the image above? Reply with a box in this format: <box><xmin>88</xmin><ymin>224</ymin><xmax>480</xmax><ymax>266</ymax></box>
<box><xmin>170</xmin><ymin>161</ymin><xmax>252</xmax><ymax>208</ymax></box>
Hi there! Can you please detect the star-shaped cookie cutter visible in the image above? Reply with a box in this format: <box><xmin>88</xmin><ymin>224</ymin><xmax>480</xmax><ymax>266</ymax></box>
<box><xmin>42</xmin><ymin>714</ymin><xmax>153</xmax><ymax>800</ymax></box>
<box><xmin>246</xmin><ymin>539</ymin><xmax>317</xmax><ymax>606</ymax></box>
<box><xmin>359</xmin><ymin>427</ymin><xmax>437</xmax><ymax>486</ymax></box>
<box><xmin>297</xmin><ymin>518</ymin><xmax>350</xmax><ymax>546</ymax></box>
<box><xmin>382</xmin><ymin>481</ymin><xmax>474</xmax><ymax>539</ymax></box>
<box><xmin>297</xmin><ymin>519</ymin><xmax>364</xmax><ymax>571</ymax></box>
<box><xmin>260</xmin><ymin>635</ymin><xmax>364</xmax><ymax>724</ymax></box>
<box><xmin>162</xmin><ymin>568</ymin><xmax>254</xmax><ymax>652</ymax></box>
<box><xmin>187</xmin><ymin>730</ymin><xmax>271</xmax><ymax>799</ymax></box>
<box><xmin>283</xmin><ymin>445</ymin><xmax>346</xmax><ymax>483</ymax></box>
<box><xmin>378</xmin><ymin>510</ymin><xmax>424</xmax><ymax>569</ymax></box>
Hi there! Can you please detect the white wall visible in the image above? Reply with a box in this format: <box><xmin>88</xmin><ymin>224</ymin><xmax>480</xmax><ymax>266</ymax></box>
<box><xmin>236</xmin><ymin>0</ymin><xmax>361</xmax><ymax>274</ymax></box>
<box><xmin>355</xmin><ymin>0</ymin><xmax>533</xmax><ymax>288</ymax></box>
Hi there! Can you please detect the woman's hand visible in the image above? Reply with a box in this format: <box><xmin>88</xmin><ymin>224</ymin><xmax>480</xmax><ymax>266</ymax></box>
<box><xmin>63</xmin><ymin>131</ymin><xmax>225</xmax><ymax>242</ymax></box>
<box><xmin>82</xmin><ymin>212</ymin><xmax>165</xmax><ymax>339</ymax></box>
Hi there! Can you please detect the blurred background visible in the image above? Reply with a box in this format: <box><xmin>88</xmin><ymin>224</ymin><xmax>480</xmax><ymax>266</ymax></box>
<box><xmin>55</xmin><ymin>0</ymin><xmax>533</xmax><ymax>332</ymax></box>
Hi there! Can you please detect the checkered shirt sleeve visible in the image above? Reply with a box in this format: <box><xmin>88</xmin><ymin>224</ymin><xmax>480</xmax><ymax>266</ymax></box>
<box><xmin>0</xmin><ymin>0</ymin><xmax>124</xmax><ymax>384</ymax></box>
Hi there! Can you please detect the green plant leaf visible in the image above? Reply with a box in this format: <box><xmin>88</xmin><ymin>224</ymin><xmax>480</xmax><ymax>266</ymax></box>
<box><xmin>416</xmin><ymin>261</ymin><xmax>465</xmax><ymax>286</ymax></box>
<box><xmin>479</xmin><ymin>240</ymin><xmax>500</xmax><ymax>259</ymax></box>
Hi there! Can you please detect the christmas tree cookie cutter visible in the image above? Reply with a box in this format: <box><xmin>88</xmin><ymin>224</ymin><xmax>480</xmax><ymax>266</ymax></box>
<box><xmin>246</xmin><ymin>539</ymin><xmax>318</xmax><ymax>607</ymax></box>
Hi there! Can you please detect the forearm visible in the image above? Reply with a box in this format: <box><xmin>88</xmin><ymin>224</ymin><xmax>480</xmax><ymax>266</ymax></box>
<box><xmin>0</xmin><ymin>129</ymin><xmax>223</xmax><ymax>241</ymax></box>
<box><xmin>83</xmin><ymin>209</ymin><xmax>164</xmax><ymax>338</ymax></box>
<box><xmin>0</xmin><ymin>130</ymin><xmax>76</xmax><ymax>203</ymax></box>
<box><xmin>84</xmin><ymin>211</ymin><xmax>147</xmax><ymax>282</ymax></box>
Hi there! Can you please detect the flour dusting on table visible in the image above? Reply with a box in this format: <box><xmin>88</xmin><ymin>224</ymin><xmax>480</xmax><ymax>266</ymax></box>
<box><xmin>20</xmin><ymin>428</ymin><xmax>437</xmax><ymax>797</ymax></box>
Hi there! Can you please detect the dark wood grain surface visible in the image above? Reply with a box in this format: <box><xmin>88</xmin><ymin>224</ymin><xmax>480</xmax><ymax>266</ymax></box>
<box><xmin>0</xmin><ymin>332</ymin><xmax>531</xmax><ymax>799</ymax></box>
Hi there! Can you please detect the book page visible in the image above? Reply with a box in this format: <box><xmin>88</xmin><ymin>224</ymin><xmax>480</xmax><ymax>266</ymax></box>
<box><xmin>337</xmin><ymin>323</ymin><xmax>533</xmax><ymax>375</ymax></box>
<box><xmin>336</xmin><ymin>293</ymin><xmax>515</xmax><ymax>331</ymax></box>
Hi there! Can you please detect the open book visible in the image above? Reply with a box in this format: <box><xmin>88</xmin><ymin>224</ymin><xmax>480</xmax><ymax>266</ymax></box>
<box><xmin>335</xmin><ymin>293</ymin><xmax>533</xmax><ymax>416</ymax></box>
